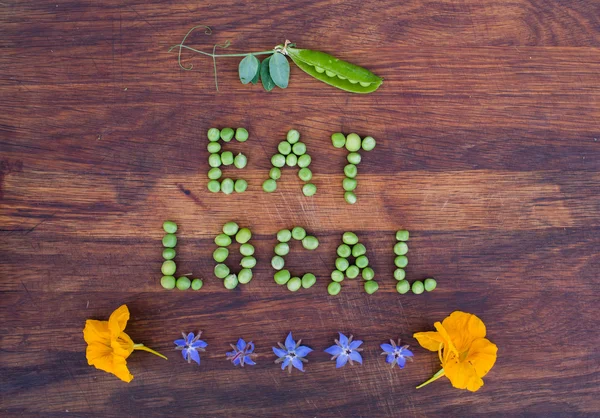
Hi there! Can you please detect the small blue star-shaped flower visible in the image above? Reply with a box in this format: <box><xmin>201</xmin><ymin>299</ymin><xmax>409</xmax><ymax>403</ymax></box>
<box><xmin>174</xmin><ymin>331</ymin><xmax>207</xmax><ymax>364</ymax></box>
<box><xmin>381</xmin><ymin>338</ymin><xmax>413</xmax><ymax>369</ymax></box>
<box><xmin>324</xmin><ymin>332</ymin><xmax>363</xmax><ymax>368</ymax></box>
<box><xmin>272</xmin><ymin>332</ymin><xmax>313</xmax><ymax>373</ymax></box>
<box><xmin>226</xmin><ymin>338</ymin><xmax>257</xmax><ymax>367</ymax></box>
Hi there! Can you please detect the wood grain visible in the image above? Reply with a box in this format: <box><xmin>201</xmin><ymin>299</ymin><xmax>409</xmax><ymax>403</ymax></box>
<box><xmin>1</xmin><ymin>0</ymin><xmax>599</xmax><ymax>416</ymax></box>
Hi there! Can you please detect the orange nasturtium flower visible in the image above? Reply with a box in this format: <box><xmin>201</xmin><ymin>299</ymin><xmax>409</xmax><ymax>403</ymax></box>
<box><xmin>413</xmin><ymin>311</ymin><xmax>497</xmax><ymax>392</ymax></box>
<box><xmin>83</xmin><ymin>304</ymin><xmax>167</xmax><ymax>382</ymax></box>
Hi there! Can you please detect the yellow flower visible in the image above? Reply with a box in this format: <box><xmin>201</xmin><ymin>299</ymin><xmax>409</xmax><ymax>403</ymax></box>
<box><xmin>83</xmin><ymin>304</ymin><xmax>166</xmax><ymax>382</ymax></box>
<box><xmin>413</xmin><ymin>311</ymin><xmax>497</xmax><ymax>392</ymax></box>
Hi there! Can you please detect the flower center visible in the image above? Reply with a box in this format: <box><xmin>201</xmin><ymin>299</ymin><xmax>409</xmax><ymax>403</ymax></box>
<box><xmin>345</xmin><ymin>349</ymin><xmax>352</xmax><ymax>355</ymax></box>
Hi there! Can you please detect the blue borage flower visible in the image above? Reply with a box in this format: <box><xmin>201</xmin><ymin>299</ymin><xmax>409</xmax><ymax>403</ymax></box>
<box><xmin>380</xmin><ymin>338</ymin><xmax>413</xmax><ymax>369</ymax></box>
<box><xmin>174</xmin><ymin>331</ymin><xmax>207</xmax><ymax>364</ymax></box>
<box><xmin>226</xmin><ymin>338</ymin><xmax>256</xmax><ymax>367</ymax></box>
<box><xmin>324</xmin><ymin>332</ymin><xmax>363</xmax><ymax>368</ymax></box>
<box><xmin>273</xmin><ymin>332</ymin><xmax>313</xmax><ymax>373</ymax></box>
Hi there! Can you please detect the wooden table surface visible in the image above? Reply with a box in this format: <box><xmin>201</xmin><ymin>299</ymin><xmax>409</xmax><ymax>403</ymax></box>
<box><xmin>1</xmin><ymin>1</ymin><xmax>599</xmax><ymax>416</ymax></box>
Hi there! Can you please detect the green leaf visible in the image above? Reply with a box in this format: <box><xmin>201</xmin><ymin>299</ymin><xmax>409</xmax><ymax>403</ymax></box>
<box><xmin>251</xmin><ymin>65</ymin><xmax>260</xmax><ymax>85</ymax></box>
<box><xmin>239</xmin><ymin>55</ymin><xmax>260</xmax><ymax>85</ymax></box>
<box><xmin>269</xmin><ymin>52</ymin><xmax>290</xmax><ymax>89</ymax></box>
<box><xmin>260</xmin><ymin>56</ymin><xmax>276</xmax><ymax>91</ymax></box>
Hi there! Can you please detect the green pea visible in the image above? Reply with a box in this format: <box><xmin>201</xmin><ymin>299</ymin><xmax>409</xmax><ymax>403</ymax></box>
<box><xmin>224</xmin><ymin>273</ymin><xmax>238</xmax><ymax>289</ymax></box>
<box><xmin>346</xmin><ymin>265</ymin><xmax>359</xmax><ymax>279</ymax></box>
<box><xmin>292</xmin><ymin>142</ymin><xmax>306</xmax><ymax>156</ymax></box>
<box><xmin>364</xmin><ymin>280</ymin><xmax>379</xmax><ymax>294</ymax></box>
<box><xmin>424</xmin><ymin>278</ymin><xmax>437</xmax><ymax>292</ymax></box>
<box><xmin>176</xmin><ymin>276</ymin><xmax>191</xmax><ymax>290</ymax></box>
<box><xmin>161</xmin><ymin>260</ymin><xmax>176</xmax><ymax>276</ymax></box>
<box><xmin>208</xmin><ymin>167</ymin><xmax>222</xmax><ymax>180</ymax></box>
<box><xmin>207</xmin><ymin>128</ymin><xmax>220</xmax><ymax>142</ymax></box>
<box><xmin>302</xmin><ymin>183</ymin><xmax>317</xmax><ymax>196</ymax></box>
<box><xmin>362</xmin><ymin>267</ymin><xmax>375</xmax><ymax>281</ymax></box>
<box><xmin>394</xmin><ymin>268</ymin><xmax>406</xmax><ymax>281</ymax></box>
<box><xmin>342</xmin><ymin>232</ymin><xmax>359</xmax><ymax>245</ymax></box>
<box><xmin>163</xmin><ymin>221</ymin><xmax>177</xmax><ymax>234</ymax></box>
<box><xmin>208</xmin><ymin>153</ymin><xmax>222</xmax><ymax>168</ymax></box>
<box><xmin>207</xmin><ymin>142</ymin><xmax>221</xmax><ymax>153</ymax></box>
<box><xmin>234</xmin><ymin>153</ymin><xmax>247</xmax><ymax>169</ymax></box>
<box><xmin>278</xmin><ymin>141</ymin><xmax>292</xmax><ymax>155</ymax></box>
<box><xmin>162</xmin><ymin>234</ymin><xmax>177</xmax><ymax>248</ymax></box>
<box><xmin>214</xmin><ymin>263</ymin><xmax>230</xmax><ymax>279</ymax></box>
<box><xmin>345</xmin><ymin>133</ymin><xmax>362</xmax><ymax>152</ymax></box>
<box><xmin>221</xmin><ymin>151</ymin><xmax>234</xmax><ymax>166</ymax></box>
<box><xmin>274</xmin><ymin>242</ymin><xmax>290</xmax><ymax>256</ymax></box>
<box><xmin>355</xmin><ymin>255</ymin><xmax>369</xmax><ymax>269</ymax></box>
<box><xmin>160</xmin><ymin>275</ymin><xmax>176</xmax><ymax>289</ymax></box>
<box><xmin>271</xmin><ymin>255</ymin><xmax>285</xmax><ymax>270</ymax></box>
<box><xmin>271</xmin><ymin>154</ymin><xmax>286</xmax><ymax>167</ymax></box>
<box><xmin>344</xmin><ymin>191</ymin><xmax>357</xmax><ymax>205</ymax></box>
<box><xmin>235</xmin><ymin>227</ymin><xmax>252</xmax><ymax>244</ymax></box>
<box><xmin>394</xmin><ymin>242</ymin><xmax>408</xmax><ymax>255</ymax></box>
<box><xmin>162</xmin><ymin>248</ymin><xmax>176</xmax><ymax>260</ymax></box>
<box><xmin>396</xmin><ymin>230</ymin><xmax>410</xmax><ymax>241</ymax></box>
<box><xmin>238</xmin><ymin>268</ymin><xmax>253</xmax><ymax>284</ymax></box>
<box><xmin>213</xmin><ymin>247</ymin><xmax>229</xmax><ymax>263</ymax></box>
<box><xmin>361</xmin><ymin>136</ymin><xmax>376</xmax><ymax>151</ymax></box>
<box><xmin>274</xmin><ymin>269</ymin><xmax>291</xmax><ymax>285</ymax></box>
<box><xmin>344</xmin><ymin>164</ymin><xmax>358</xmax><ymax>178</ymax></box>
<box><xmin>331</xmin><ymin>270</ymin><xmax>344</xmax><ymax>282</ymax></box>
<box><xmin>222</xmin><ymin>222</ymin><xmax>239</xmax><ymax>236</ymax></box>
<box><xmin>191</xmin><ymin>278</ymin><xmax>203</xmax><ymax>290</ymax></box>
<box><xmin>328</xmin><ymin>281</ymin><xmax>341</xmax><ymax>295</ymax></box>
<box><xmin>347</xmin><ymin>152</ymin><xmax>362</xmax><ymax>165</ymax></box>
<box><xmin>331</xmin><ymin>132</ymin><xmax>346</xmax><ymax>148</ymax></box>
<box><xmin>292</xmin><ymin>227</ymin><xmax>306</xmax><ymax>240</ymax></box>
<box><xmin>221</xmin><ymin>178</ymin><xmax>234</xmax><ymax>194</ymax></box>
<box><xmin>301</xmin><ymin>273</ymin><xmax>316</xmax><ymax>289</ymax></box>
<box><xmin>240</xmin><ymin>256</ymin><xmax>257</xmax><ymax>269</ymax></box>
<box><xmin>235</xmin><ymin>127</ymin><xmax>249</xmax><ymax>142</ymax></box>
<box><xmin>287</xmin><ymin>277</ymin><xmax>302</xmax><ymax>292</ymax></box>
<box><xmin>395</xmin><ymin>255</ymin><xmax>408</xmax><ymax>268</ymax></box>
<box><xmin>240</xmin><ymin>243</ymin><xmax>255</xmax><ymax>256</ymax></box>
<box><xmin>302</xmin><ymin>235</ymin><xmax>319</xmax><ymax>250</ymax></box>
<box><xmin>412</xmin><ymin>280</ymin><xmax>424</xmax><ymax>295</ymax></box>
<box><xmin>220</xmin><ymin>128</ymin><xmax>234</xmax><ymax>142</ymax></box>
<box><xmin>297</xmin><ymin>154</ymin><xmax>312</xmax><ymax>168</ymax></box>
<box><xmin>215</xmin><ymin>233</ymin><xmax>232</xmax><ymax>247</ymax></box>
<box><xmin>234</xmin><ymin>179</ymin><xmax>248</xmax><ymax>193</ymax></box>
<box><xmin>335</xmin><ymin>257</ymin><xmax>349</xmax><ymax>272</ymax></box>
<box><xmin>337</xmin><ymin>244</ymin><xmax>351</xmax><ymax>258</ymax></box>
<box><xmin>277</xmin><ymin>229</ymin><xmax>292</xmax><ymax>242</ymax></box>
<box><xmin>207</xmin><ymin>180</ymin><xmax>221</xmax><ymax>193</ymax></box>
<box><xmin>396</xmin><ymin>280</ymin><xmax>410</xmax><ymax>294</ymax></box>
<box><xmin>269</xmin><ymin>167</ymin><xmax>282</xmax><ymax>180</ymax></box>
<box><xmin>286</xmin><ymin>154</ymin><xmax>298</xmax><ymax>167</ymax></box>
<box><xmin>263</xmin><ymin>179</ymin><xmax>277</xmax><ymax>193</ymax></box>
<box><xmin>298</xmin><ymin>167</ymin><xmax>312</xmax><ymax>182</ymax></box>
<box><xmin>287</xmin><ymin>129</ymin><xmax>300</xmax><ymax>144</ymax></box>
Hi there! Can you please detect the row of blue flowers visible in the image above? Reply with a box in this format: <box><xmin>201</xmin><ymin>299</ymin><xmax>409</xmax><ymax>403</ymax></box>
<box><xmin>175</xmin><ymin>331</ymin><xmax>413</xmax><ymax>372</ymax></box>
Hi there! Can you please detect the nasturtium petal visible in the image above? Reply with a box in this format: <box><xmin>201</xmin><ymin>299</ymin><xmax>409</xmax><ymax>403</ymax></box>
<box><xmin>269</xmin><ymin>52</ymin><xmax>290</xmax><ymax>88</ymax></box>
<box><xmin>445</xmin><ymin>360</ymin><xmax>483</xmax><ymax>392</ymax></box>
<box><xmin>239</xmin><ymin>54</ymin><xmax>260</xmax><ymax>85</ymax></box>
<box><xmin>108</xmin><ymin>305</ymin><xmax>130</xmax><ymax>339</ymax></box>
<box><xmin>83</xmin><ymin>319</ymin><xmax>110</xmax><ymax>344</ymax></box>
<box><xmin>466</xmin><ymin>338</ymin><xmax>498</xmax><ymax>378</ymax></box>
<box><xmin>110</xmin><ymin>332</ymin><xmax>134</xmax><ymax>358</ymax></box>
<box><xmin>441</xmin><ymin>311</ymin><xmax>487</xmax><ymax>353</ymax></box>
<box><xmin>260</xmin><ymin>56</ymin><xmax>276</xmax><ymax>91</ymax></box>
<box><xmin>413</xmin><ymin>331</ymin><xmax>444</xmax><ymax>352</ymax></box>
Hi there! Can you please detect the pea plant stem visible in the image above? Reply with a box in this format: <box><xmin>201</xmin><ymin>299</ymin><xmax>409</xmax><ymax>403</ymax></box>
<box><xmin>170</xmin><ymin>44</ymin><xmax>276</xmax><ymax>58</ymax></box>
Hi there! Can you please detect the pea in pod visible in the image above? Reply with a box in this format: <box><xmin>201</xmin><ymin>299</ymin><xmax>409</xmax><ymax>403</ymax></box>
<box><xmin>286</xmin><ymin>47</ymin><xmax>383</xmax><ymax>94</ymax></box>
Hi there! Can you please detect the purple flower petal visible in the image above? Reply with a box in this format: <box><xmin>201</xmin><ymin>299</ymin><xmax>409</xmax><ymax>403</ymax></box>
<box><xmin>401</xmin><ymin>348</ymin><xmax>414</xmax><ymax>357</ymax></box>
<box><xmin>181</xmin><ymin>348</ymin><xmax>189</xmax><ymax>361</ymax></box>
<box><xmin>324</xmin><ymin>345</ymin><xmax>343</xmax><ymax>356</ymax></box>
<box><xmin>191</xmin><ymin>340</ymin><xmax>207</xmax><ymax>349</ymax></box>
<box><xmin>244</xmin><ymin>356</ymin><xmax>256</xmax><ymax>366</ymax></box>
<box><xmin>349</xmin><ymin>350</ymin><xmax>363</xmax><ymax>364</ymax></box>
<box><xmin>336</xmin><ymin>354</ymin><xmax>349</xmax><ymax>368</ymax></box>
<box><xmin>397</xmin><ymin>356</ymin><xmax>406</xmax><ymax>369</ymax></box>
<box><xmin>281</xmin><ymin>357</ymin><xmax>290</xmax><ymax>370</ymax></box>
<box><xmin>233</xmin><ymin>356</ymin><xmax>240</xmax><ymax>366</ymax></box>
<box><xmin>291</xmin><ymin>357</ymin><xmax>304</xmax><ymax>372</ymax></box>
<box><xmin>174</xmin><ymin>339</ymin><xmax>187</xmax><ymax>347</ymax></box>
<box><xmin>295</xmin><ymin>346</ymin><xmax>312</xmax><ymax>358</ymax></box>
<box><xmin>186</xmin><ymin>332</ymin><xmax>195</xmax><ymax>345</ymax></box>
<box><xmin>338</xmin><ymin>332</ymin><xmax>349</xmax><ymax>347</ymax></box>
<box><xmin>246</xmin><ymin>342</ymin><xmax>255</xmax><ymax>353</ymax></box>
<box><xmin>349</xmin><ymin>340</ymin><xmax>363</xmax><ymax>350</ymax></box>
<box><xmin>285</xmin><ymin>332</ymin><xmax>295</xmax><ymax>351</ymax></box>
<box><xmin>189</xmin><ymin>348</ymin><xmax>200</xmax><ymax>364</ymax></box>
<box><xmin>273</xmin><ymin>347</ymin><xmax>287</xmax><ymax>358</ymax></box>
<box><xmin>236</xmin><ymin>338</ymin><xmax>246</xmax><ymax>352</ymax></box>
<box><xmin>380</xmin><ymin>343</ymin><xmax>394</xmax><ymax>353</ymax></box>
<box><xmin>386</xmin><ymin>353</ymin><xmax>395</xmax><ymax>364</ymax></box>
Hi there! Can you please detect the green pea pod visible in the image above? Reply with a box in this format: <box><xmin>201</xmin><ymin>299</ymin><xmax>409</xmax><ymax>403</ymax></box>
<box><xmin>287</xmin><ymin>47</ymin><xmax>382</xmax><ymax>94</ymax></box>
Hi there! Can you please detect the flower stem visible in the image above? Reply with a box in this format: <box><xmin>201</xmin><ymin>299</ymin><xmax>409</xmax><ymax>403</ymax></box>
<box><xmin>168</xmin><ymin>44</ymin><xmax>276</xmax><ymax>58</ymax></box>
<box><xmin>133</xmin><ymin>343</ymin><xmax>168</xmax><ymax>360</ymax></box>
<box><xmin>416</xmin><ymin>368</ymin><xmax>445</xmax><ymax>389</ymax></box>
